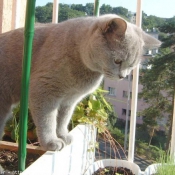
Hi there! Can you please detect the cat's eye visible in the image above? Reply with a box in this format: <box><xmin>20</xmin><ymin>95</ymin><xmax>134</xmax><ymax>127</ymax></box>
<box><xmin>114</xmin><ymin>59</ymin><xmax>122</xmax><ymax>65</ymax></box>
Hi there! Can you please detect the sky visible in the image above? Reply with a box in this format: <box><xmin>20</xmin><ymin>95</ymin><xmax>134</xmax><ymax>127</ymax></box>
<box><xmin>36</xmin><ymin>0</ymin><xmax>175</xmax><ymax>18</ymax></box>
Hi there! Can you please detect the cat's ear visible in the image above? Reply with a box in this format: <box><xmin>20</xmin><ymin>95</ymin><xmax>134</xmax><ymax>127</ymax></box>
<box><xmin>102</xmin><ymin>18</ymin><xmax>127</xmax><ymax>41</ymax></box>
<box><xmin>142</xmin><ymin>31</ymin><xmax>161</xmax><ymax>49</ymax></box>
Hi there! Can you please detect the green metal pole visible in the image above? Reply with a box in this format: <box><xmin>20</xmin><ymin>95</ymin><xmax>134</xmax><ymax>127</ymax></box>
<box><xmin>94</xmin><ymin>0</ymin><xmax>100</xmax><ymax>16</ymax></box>
<box><xmin>18</xmin><ymin>0</ymin><xmax>36</xmax><ymax>171</ymax></box>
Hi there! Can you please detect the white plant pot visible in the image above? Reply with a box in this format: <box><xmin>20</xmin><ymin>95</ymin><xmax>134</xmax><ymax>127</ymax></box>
<box><xmin>144</xmin><ymin>163</ymin><xmax>175</xmax><ymax>175</ymax></box>
<box><xmin>144</xmin><ymin>163</ymin><xmax>159</xmax><ymax>175</ymax></box>
<box><xmin>84</xmin><ymin>159</ymin><xmax>142</xmax><ymax>175</ymax></box>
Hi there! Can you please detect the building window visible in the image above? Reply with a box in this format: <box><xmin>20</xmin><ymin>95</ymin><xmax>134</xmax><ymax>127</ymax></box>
<box><xmin>145</xmin><ymin>49</ymin><xmax>152</xmax><ymax>55</ymax></box>
<box><xmin>122</xmin><ymin>109</ymin><xmax>126</xmax><ymax>115</ymax></box>
<box><xmin>124</xmin><ymin>75</ymin><xmax>133</xmax><ymax>81</ymax></box>
<box><xmin>123</xmin><ymin>91</ymin><xmax>128</xmax><ymax>98</ymax></box>
<box><xmin>122</xmin><ymin>108</ymin><xmax>131</xmax><ymax>116</ymax></box>
<box><xmin>108</xmin><ymin>87</ymin><xmax>115</xmax><ymax>96</ymax></box>
<box><xmin>123</xmin><ymin>91</ymin><xmax>132</xmax><ymax>98</ymax></box>
<box><xmin>128</xmin><ymin>110</ymin><xmax>131</xmax><ymax>116</ymax></box>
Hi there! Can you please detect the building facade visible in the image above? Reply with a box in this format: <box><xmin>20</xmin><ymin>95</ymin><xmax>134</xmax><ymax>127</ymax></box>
<box><xmin>0</xmin><ymin>0</ymin><xmax>27</xmax><ymax>33</ymax></box>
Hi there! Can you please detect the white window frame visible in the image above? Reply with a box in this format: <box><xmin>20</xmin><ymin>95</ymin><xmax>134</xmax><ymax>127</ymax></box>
<box><xmin>108</xmin><ymin>87</ymin><xmax>116</xmax><ymax>96</ymax></box>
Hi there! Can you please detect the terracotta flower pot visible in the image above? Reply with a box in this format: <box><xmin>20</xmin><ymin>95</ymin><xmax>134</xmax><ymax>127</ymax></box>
<box><xmin>4</xmin><ymin>130</ymin><xmax>12</xmax><ymax>137</ymax></box>
<box><xmin>27</xmin><ymin>130</ymin><xmax>37</xmax><ymax>141</ymax></box>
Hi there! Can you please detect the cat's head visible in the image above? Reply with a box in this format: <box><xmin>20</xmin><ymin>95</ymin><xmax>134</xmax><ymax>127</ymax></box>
<box><xmin>84</xmin><ymin>14</ymin><xmax>161</xmax><ymax>80</ymax></box>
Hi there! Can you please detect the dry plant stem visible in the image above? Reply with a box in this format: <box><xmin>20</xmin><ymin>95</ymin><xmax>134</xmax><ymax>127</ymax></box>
<box><xmin>96</xmin><ymin>127</ymin><xmax>128</xmax><ymax>160</ymax></box>
<box><xmin>104</xmin><ymin>128</ymin><xmax>128</xmax><ymax>159</ymax></box>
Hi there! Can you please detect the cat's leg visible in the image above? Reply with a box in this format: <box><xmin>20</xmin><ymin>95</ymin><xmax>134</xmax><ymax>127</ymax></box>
<box><xmin>0</xmin><ymin>105</ymin><xmax>16</xmax><ymax>174</ymax></box>
<box><xmin>29</xmin><ymin>98</ymin><xmax>67</xmax><ymax>151</ymax></box>
<box><xmin>0</xmin><ymin>117</ymin><xmax>8</xmax><ymax>139</ymax></box>
<box><xmin>0</xmin><ymin>103</ymin><xmax>12</xmax><ymax>139</ymax></box>
<box><xmin>56</xmin><ymin>101</ymin><xmax>77</xmax><ymax>145</ymax></box>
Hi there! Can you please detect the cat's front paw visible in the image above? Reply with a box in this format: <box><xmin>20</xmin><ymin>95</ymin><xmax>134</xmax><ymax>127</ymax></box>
<box><xmin>44</xmin><ymin>138</ymin><xmax>66</xmax><ymax>151</ymax></box>
<box><xmin>58</xmin><ymin>134</ymin><xmax>73</xmax><ymax>145</ymax></box>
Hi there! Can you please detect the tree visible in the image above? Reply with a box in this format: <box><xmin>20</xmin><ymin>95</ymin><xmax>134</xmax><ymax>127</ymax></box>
<box><xmin>100</xmin><ymin>4</ymin><xmax>113</xmax><ymax>15</ymax></box>
<box><xmin>59</xmin><ymin>3</ymin><xmax>85</xmax><ymax>22</ymax></box>
<box><xmin>139</xmin><ymin>18</ymin><xmax>175</xmax><ymax>149</ymax></box>
<box><xmin>112</xmin><ymin>6</ymin><xmax>128</xmax><ymax>18</ymax></box>
<box><xmin>142</xmin><ymin>12</ymin><xmax>166</xmax><ymax>30</ymax></box>
<box><xmin>35</xmin><ymin>3</ymin><xmax>53</xmax><ymax>23</ymax></box>
<box><xmin>71</xmin><ymin>4</ymin><xmax>85</xmax><ymax>12</ymax></box>
<box><xmin>35</xmin><ymin>2</ymin><xmax>167</xmax><ymax>32</ymax></box>
<box><xmin>84</xmin><ymin>3</ymin><xmax>94</xmax><ymax>16</ymax></box>
<box><xmin>35</xmin><ymin>3</ymin><xmax>85</xmax><ymax>23</ymax></box>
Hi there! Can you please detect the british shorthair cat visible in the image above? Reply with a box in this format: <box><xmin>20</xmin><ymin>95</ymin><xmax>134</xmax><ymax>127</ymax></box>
<box><xmin>0</xmin><ymin>14</ymin><xmax>161</xmax><ymax>151</ymax></box>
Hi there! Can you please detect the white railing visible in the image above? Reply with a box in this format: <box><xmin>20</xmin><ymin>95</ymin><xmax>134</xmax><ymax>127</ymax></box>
<box><xmin>21</xmin><ymin>124</ymin><xmax>96</xmax><ymax>175</ymax></box>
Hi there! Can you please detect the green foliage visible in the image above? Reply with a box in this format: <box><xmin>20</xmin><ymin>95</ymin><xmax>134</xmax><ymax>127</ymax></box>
<box><xmin>136</xmin><ymin>125</ymin><xmax>167</xmax><ymax>148</ymax></box>
<box><xmin>72</xmin><ymin>88</ymin><xmax>112</xmax><ymax>133</ymax></box>
<box><xmin>11</xmin><ymin>108</ymin><xmax>20</xmax><ymax>142</ymax></box>
<box><xmin>100</xmin><ymin>4</ymin><xmax>113</xmax><ymax>15</ymax></box>
<box><xmin>35</xmin><ymin>3</ymin><xmax>86</xmax><ymax>23</ymax></box>
<box><xmin>108</xmin><ymin>127</ymin><xmax>125</xmax><ymax>147</ymax></box>
<box><xmin>107</xmin><ymin>110</ymin><xmax>118</xmax><ymax>130</ymax></box>
<box><xmin>4</xmin><ymin>105</ymin><xmax>21</xmax><ymax>142</ymax></box>
<box><xmin>4</xmin><ymin>105</ymin><xmax>36</xmax><ymax>142</ymax></box>
<box><xmin>112</xmin><ymin>6</ymin><xmax>129</xmax><ymax>19</ymax></box>
<box><xmin>35</xmin><ymin>3</ymin><xmax>53</xmax><ymax>23</ymax></box>
<box><xmin>107</xmin><ymin>124</ymin><xmax>163</xmax><ymax>160</ymax></box>
<box><xmin>136</xmin><ymin>125</ymin><xmax>150</xmax><ymax>142</ymax></box>
<box><xmin>142</xmin><ymin>12</ymin><xmax>166</xmax><ymax>30</ymax></box>
<box><xmin>84</xmin><ymin>3</ymin><xmax>94</xmax><ymax>16</ymax></box>
<box><xmin>35</xmin><ymin>2</ymin><xmax>167</xmax><ymax>31</ymax></box>
<box><xmin>159</xmin><ymin>17</ymin><xmax>175</xmax><ymax>34</ymax></box>
<box><xmin>135</xmin><ymin>140</ymin><xmax>161</xmax><ymax>160</ymax></box>
<box><xmin>5</xmin><ymin>88</ymin><xmax>113</xmax><ymax>142</ymax></box>
<box><xmin>139</xmin><ymin>17</ymin><xmax>175</xmax><ymax>147</ymax></box>
<box><xmin>71</xmin><ymin>4</ymin><xmax>85</xmax><ymax>12</ymax></box>
<box><xmin>151</xmin><ymin>131</ymin><xmax>167</xmax><ymax>147</ymax></box>
<box><xmin>156</xmin><ymin>150</ymin><xmax>175</xmax><ymax>175</ymax></box>
<box><xmin>59</xmin><ymin>3</ymin><xmax>85</xmax><ymax>22</ymax></box>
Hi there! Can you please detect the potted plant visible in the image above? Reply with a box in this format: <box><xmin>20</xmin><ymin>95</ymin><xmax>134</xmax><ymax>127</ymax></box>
<box><xmin>73</xmin><ymin>89</ymin><xmax>143</xmax><ymax>175</ymax></box>
<box><xmin>144</xmin><ymin>150</ymin><xmax>175</xmax><ymax>175</ymax></box>
<box><xmin>27</xmin><ymin>110</ymin><xmax>37</xmax><ymax>141</ymax></box>
<box><xmin>84</xmin><ymin>159</ymin><xmax>142</xmax><ymax>175</ymax></box>
<box><xmin>72</xmin><ymin>87</ymin><xmax>112</xmax><ymax>132</ymax></box>
<box><xmin>3</xmin><ymin>105</ymin><xmax>37</xmax><ymax>142</ymax></box>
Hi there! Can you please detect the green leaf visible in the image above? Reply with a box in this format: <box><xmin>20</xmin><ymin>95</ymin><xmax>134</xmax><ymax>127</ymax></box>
<box><xmin>91</xmin><ymin>100</ymin><xmax>101</xmax><ymax>110</ymax></box>
<box><xmin>88</xmin><ymin>100</ymin><xmax>93</xmax><ymax>109</ymax></box>
<box><xmin>104</xmin><ymin>168</ymin><xmax>109</xmax><ymax>172</ymax></box>
<box><xmin>102</xmin><ymin>97</ymin><xmax>112</xmax><ymax>111</ymax></box>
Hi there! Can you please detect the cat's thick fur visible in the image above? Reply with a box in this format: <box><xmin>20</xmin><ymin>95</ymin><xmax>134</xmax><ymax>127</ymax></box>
<box><xmin>0</xmin><ymin>14</ymin><xmax>161</xmax><ymax>151</ymax></box>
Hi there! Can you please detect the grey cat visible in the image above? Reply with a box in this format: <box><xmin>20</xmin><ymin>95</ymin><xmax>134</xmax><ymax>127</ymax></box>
<box><xmin>0</xmin><ymin>14</ymin><xmax>161</xmax><ymax>151</ymax></box>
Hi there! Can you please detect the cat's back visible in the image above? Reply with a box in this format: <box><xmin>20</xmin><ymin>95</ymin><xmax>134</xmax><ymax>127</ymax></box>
<box><xmin>0</xmin><ymin>16</ymin><xmax>103</xmax><ymax>61</ymax></box>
